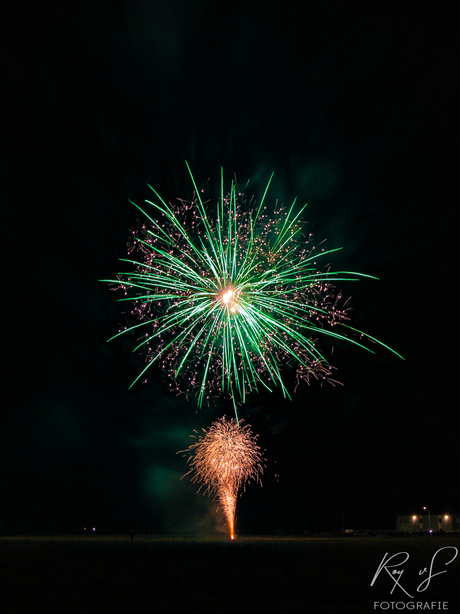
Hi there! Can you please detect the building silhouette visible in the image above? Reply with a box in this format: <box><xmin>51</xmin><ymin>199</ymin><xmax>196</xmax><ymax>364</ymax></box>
<box><xmin>396</xmin><ymin>513</ymin><xmax>459</xmax><ymax>533</ymax></box>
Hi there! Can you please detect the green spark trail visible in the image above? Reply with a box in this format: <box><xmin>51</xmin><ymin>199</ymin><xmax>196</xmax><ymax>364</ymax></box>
<box><xmin>102</xmin><ymin>164</ymin><xmax>403</xmax><ymax>415</ymax></box>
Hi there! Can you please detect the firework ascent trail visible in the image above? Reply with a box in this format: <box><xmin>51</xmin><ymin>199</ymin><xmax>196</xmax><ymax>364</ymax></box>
<box><xmin>103</xmin><ymin>163</ymin><xmax>402</xmax><ymax>420</ymax></box>
<box><xmin>180</xmin><ymin>417</ymin><xmax>264</xmax><ymax>539</ymax></box>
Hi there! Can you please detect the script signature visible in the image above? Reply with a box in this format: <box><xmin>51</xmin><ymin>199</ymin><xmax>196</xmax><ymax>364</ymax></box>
<box><xmin>370</xmin><ymin>547</ymin><xmax>458</xmax><ymax>598</ymax></box>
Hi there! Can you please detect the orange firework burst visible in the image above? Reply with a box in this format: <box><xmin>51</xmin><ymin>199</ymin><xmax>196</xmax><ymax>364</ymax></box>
<box><xmin>181</xmin><ymin>417</ymin><xmax>265</xmax><ymax>539</ymax></box>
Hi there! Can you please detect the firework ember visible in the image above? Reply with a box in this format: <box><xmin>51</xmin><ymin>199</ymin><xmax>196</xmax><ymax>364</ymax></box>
<box><xmin>103</xmin><ymin>163</ymin><xmax>402</xmax><ymax>417</ymax></box>
<box><xmin>180</xmin><ymin>417</ymin><xmax>265</xmax><ymax>539</ymax></box>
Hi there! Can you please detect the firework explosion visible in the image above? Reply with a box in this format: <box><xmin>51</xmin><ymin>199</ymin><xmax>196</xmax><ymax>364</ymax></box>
<box><xmin>181</xmin><ymin>417</ymin><xmax>264</xmax><ymax>539</ymax></box>
<box><xmin>104</xmin><ymin>163</ymin><xmax>401</xmax><ymax>418</ymax></box>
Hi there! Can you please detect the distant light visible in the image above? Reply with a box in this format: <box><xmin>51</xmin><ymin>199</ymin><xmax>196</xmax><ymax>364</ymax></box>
<box><xmin>429</xmin><ymin>530</ymin><xmax>433</xmax><ymax>533</ymax></box>
<box><xmin>92</xmin><ymin>528</ymin><xmax>95</xmax><ymax>531</ymax></box>
<box><xmin>445</xmin><ymin>515</ymin><xmax>449</xmax><ymax>520</ymax></box>
<box><xmin>412</xmin><ymin>515</ymin><xmax>417</xmax><ymax>520</ymax></box>
<box><xmin>84</xmin><ymin>527</ymin><xmax>86</xmax><ymax>530</ymax></box>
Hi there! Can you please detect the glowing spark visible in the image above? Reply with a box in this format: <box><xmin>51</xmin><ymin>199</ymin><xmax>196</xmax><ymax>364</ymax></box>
<box><xmin>222</xmin><ymin>290</ymin><xmax>232</xmax><ymax>304</ymax></box>
<box><xmin>180</xmin><ymin>417</ymin><xmax>264</xmax><ymax>539</ymax></box>
<box><xmin>102</xmin><ymin>163</ymin><xmax>403</xmax><ymax>417</ymax></box>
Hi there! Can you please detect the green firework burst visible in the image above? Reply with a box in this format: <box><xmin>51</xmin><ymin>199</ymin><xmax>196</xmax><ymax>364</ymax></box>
<box><xmin>103</xmin><ymin>163</ymin><xmax>402</xmax><ymax>417</ymax></box>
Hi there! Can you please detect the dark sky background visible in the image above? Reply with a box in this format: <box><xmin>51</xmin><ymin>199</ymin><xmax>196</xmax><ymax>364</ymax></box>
<box><xmin>2</xmin><ymin>2</ymin><xmax>457</xmax><ymax>535</ymax></box>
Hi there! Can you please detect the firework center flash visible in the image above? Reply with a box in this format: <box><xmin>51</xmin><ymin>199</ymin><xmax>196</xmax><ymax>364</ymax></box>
<box><xmin>220</xmin><ymin>287</ymin><xmax>239</xmax><ymax>313</ymax></box>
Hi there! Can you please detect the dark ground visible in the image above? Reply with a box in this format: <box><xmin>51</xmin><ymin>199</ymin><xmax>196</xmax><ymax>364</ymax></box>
<box><xmin>0</xmin><ymin>536</ymin><xmax>458</xmax><ymax>614</ymax></box>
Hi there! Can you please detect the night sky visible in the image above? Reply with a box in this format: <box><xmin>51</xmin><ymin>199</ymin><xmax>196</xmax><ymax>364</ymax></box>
<box><xmin>2</xmin><ymin>2</ymin><xmax>458</xmax><ymax>536</ymax></box>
